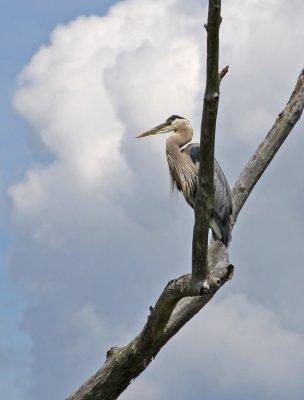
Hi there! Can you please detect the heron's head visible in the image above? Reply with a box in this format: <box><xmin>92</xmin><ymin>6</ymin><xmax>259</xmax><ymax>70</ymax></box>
<box><xmin>136</xmin><ymin>115</ymin><xmax>191</xmax><ymax>138</ymax></box>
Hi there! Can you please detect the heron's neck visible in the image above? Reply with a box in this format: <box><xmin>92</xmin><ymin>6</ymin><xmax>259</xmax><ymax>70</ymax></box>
<box><xmin>166</xmin><ymin>128</ymin><xmax>193</xmax><ymax>156</ymax></box>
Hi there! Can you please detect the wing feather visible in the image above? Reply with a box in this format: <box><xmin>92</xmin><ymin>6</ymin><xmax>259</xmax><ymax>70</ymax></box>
<box><xmin>182</xmin><ymin>143</ymin><xmax>232</xmax><ymax>244</ymax></box>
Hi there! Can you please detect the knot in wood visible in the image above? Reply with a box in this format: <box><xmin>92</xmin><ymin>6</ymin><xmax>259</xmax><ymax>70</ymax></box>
<box><xmin>106</xmin><ymin>346</ymin><xmax>119</xmax><ymax>360</ymax></box>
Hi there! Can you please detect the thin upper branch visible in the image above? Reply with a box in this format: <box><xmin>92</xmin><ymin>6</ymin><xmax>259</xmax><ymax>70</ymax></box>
<box><xmin>219</xmin><ymin>65</ymin><xmax>229</xmax><ymax>81</ymax></box>
<box><xmin>232</xmin><ymin>68</ymin><xmax>304</xmax><ymax>225</ymax></box>
<box><xmin>192</xmin><ymin>0</ymin><xmax>222</xmax><ymax>281</ymax></box>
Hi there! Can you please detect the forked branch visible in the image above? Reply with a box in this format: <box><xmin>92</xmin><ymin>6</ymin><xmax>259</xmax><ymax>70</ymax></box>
<box><xmin>67</xmin><ymin>0</ymin><xmax>304</xmax><ymax>396</ymax></box>
<box><xmin>67</xmin><ymin>66</ymin><xmax>304</xmax><ymax>400</ymax></box>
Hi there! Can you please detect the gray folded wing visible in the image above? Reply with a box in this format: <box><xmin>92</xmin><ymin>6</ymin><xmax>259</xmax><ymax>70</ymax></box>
<box><xmin>183</xmin><ymin>143</ymin><xmax>232</xmax><ymax>244</ymax></box>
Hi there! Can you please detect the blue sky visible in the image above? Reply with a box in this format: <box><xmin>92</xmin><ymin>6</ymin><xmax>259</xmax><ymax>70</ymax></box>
<box><xmin>0</xmin><ymin>1</ymin><xmax>116</xmax><ymax>397</ymax></box>
<box><xmin>1</xmin><ymin>1</ymin><xmax>304</xmax><ymax>399</ymax></box>
<box><xmin>0</xmin><ymin>1</ymin><xmax>115</xmax><ymax>175</ymax></box>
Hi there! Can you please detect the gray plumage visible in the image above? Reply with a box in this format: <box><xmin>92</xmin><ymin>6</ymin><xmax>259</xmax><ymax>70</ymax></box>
<box><xmin>137</xmin><ymin>115</ymin><xmax>232</xmax><ymax>246</ymax></box>
<box><xmin>180</xmin><ymin>143</ymin><xmax>232</xmax><ymax>245</ymax></box>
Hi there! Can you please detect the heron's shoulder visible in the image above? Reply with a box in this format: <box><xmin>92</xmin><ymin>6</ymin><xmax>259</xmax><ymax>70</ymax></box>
<box><xmin>182</xmin><ymin>143</ymin><xmax>200</xmax><ymax>163</ymax></box>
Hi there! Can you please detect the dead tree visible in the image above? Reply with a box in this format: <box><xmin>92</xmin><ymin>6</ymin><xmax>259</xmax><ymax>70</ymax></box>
<box><xmin>67</xmin><ymin>1</ymin><xmax>304</xmax><ymax>399</ymax></box>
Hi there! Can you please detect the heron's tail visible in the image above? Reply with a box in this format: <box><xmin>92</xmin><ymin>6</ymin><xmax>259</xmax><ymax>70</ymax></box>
<box><xmin>210</xmin><ymin>215</ymin><xmax>231</xmax><ymax>246</ymax></box>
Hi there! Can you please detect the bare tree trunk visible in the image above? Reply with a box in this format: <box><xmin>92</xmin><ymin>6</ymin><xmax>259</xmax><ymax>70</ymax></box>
<box><xmin>67</xmin><ymin>1</ymin><xmax>304</xmax><ymax>398</ymax></box>
<box><xmin>192</xmin><ymin>0</ymin><xmax>221</xmax><ymax>281</ymax></box>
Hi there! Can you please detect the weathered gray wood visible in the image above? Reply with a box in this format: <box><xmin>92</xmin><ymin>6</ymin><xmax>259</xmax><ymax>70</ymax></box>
<box><xmin>231</xmin><ymin>69</ymin><xmax>304</xmax><ymax>225</ymax></box>
<box><xmin>192</xmin><ymin>0</ymin><xmax>222</xmax><ymax>281</ymax></box>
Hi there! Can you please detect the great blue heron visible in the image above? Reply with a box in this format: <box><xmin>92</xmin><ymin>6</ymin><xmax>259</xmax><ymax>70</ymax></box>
<box><xmin>137</xmin><ymin>115</ymin><xmax>232</xmax><ymax>246</ymax></box>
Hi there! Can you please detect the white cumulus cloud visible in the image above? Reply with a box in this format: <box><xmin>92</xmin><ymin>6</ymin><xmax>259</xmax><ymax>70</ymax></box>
<box><xmin>6</xmin><ymin>0</ymin><xmax>304</xmax><ymax>399</ymax></box>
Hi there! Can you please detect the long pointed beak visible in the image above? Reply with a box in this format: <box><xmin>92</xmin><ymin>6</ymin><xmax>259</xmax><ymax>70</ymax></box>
<box><xmin>136</xmin><ymin>122</ymin><xmax>173</xmax><ymax>138</ymax></box>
